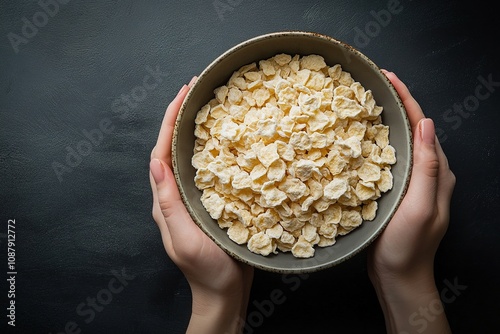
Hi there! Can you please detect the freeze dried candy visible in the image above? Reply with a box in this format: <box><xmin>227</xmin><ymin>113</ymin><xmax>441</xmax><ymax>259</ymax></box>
<box><xmin>192</xmin><ymin>53</ymin><xmax>397</xmax><ymax>258</ymax></box>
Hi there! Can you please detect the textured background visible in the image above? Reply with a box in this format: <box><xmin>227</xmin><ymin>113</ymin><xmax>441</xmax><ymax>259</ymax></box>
<box><xmin>1</xmin><ymin>0</ymin><xmax>499</xmax><ymax>333</ymax></box>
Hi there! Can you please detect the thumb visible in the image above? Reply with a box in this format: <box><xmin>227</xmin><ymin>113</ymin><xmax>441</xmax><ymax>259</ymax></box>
<box><xmin>405</xmin><ymin>118</ymin><xmax>440</xmax><ymax>206</ymax></box>
<box><xmin>150</xmin><ymin>158</ymin><xmax>197</xmax><ymax>242</ymax></box>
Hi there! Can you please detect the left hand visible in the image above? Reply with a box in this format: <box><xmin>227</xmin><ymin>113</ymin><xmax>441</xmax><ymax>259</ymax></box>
<box><xmin>149</xmin><ymin>77</ymin><xmax>253</xmax><ymax>333</ymax></box>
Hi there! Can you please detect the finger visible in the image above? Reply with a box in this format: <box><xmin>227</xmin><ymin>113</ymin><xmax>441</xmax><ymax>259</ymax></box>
<box><xmin>404</xmin><ymin>118</ymin><xmax>440</xmax><ymax>211</ymax></box>
<box><xmin>382</xmin><ymin>70</ymin><xmax>425</xmax><ymax>130</ymax></box>
<box><xmin>435</xmin><ymin>139</ymin><xmax>457</xmax><ymax>210</ymax></box>
<box><xmin>149</xmin><ymin>163</ymin><xmax>173</xmax><ymax>255</ymax></box>
<box><xmin>149</xmin><ymin>170</ymin><xmax>165</xmax><ymax>224</ymax></box>
<box><xmin>152</xmin><ymin>85</ymin><xmax>189</xmax><ymax>167</ymax></box>
<box><xmin>149</xmin><ymin>158</ymin><xmax>202</xmax><ymax>254</ymax></box>
<box><xmin>153</xmin><ymin>76</ymin><xmax>198</xmax><ymax>167</ymax></box>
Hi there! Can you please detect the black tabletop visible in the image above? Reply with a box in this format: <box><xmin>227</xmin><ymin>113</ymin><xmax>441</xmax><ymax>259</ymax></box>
<box><xmin>1</xmin><ymin>1</ymin><xmax>499</xmax><ymax>333</ymax></box>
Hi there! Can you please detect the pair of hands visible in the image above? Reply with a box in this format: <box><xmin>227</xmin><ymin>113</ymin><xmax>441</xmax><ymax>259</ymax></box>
<box><xmin>149</xmin><ymin>72</ymin><xmax>455</xmax><ymax>333</ymax></box>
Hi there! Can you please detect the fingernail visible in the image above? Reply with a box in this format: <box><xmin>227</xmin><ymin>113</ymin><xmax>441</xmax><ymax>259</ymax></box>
<box><xmin>419</xmin><ymin>118</ymin><xmax>435</xmax><ymax>145</ymax></box>
<box><xmin>188</xmin><ymin>76</ymin><xmax>198</xmax><ymax>88</ymax></box>
<box><xmin>381</xmin><ymin>69</ymin><xmax>395</xmax><ymax>76</ymax></box>
<box><xmin>150</xmin><ymin>159</ymin><xmax>165</xmax><ymax>184</ymax></box>
<box><xmin>176</xmin><ymin>84</ymin><xmax>188</xmax><ymax>97</ymax></box>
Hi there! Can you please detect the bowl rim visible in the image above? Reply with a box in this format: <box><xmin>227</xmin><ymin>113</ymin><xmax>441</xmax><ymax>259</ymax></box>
<box><xmin>172</xmin><ymin>30</ymin><xmax>413</xmax><ymax>273</ymax></box>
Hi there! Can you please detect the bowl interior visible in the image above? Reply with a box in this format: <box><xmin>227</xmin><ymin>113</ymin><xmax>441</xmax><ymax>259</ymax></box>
<box><xmin>173</xmin><ymin>31</ymin><xmax>412</xmax><ymax>273</ymax></box>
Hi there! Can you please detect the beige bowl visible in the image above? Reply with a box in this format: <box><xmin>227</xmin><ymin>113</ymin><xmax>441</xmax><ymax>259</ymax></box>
<box><xmin>172</xmin><ymin>31</ymin><xmax>412</xmax><ymax>273</ymax></box>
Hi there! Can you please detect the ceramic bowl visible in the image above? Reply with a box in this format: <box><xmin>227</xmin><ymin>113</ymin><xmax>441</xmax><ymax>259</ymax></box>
<box><xmin>172</xmin><ymin>31</ymin><xmax>412</xmax><ymax>273</ymax></box>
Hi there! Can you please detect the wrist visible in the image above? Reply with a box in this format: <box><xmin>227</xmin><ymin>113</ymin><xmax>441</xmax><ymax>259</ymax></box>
<box><xmin>369</xmin><ymin>264</ymin><xmax>436</xmax><ymax>300</ymax></box>
<box><xmin>187</xmin><ymin>284</ymin><xmax>250</xmax><ymax>334</ymax></box>
<box><xmin>370</xmin><ymin>269</ymin><xmax>451</xmax><ymax>334</ymax></box>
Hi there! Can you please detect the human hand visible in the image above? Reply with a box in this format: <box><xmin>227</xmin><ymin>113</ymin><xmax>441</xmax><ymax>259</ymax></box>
<box><xmin>149</xmin><ymin>77</ymin><xmax>254</xmax><ymax>334</ymax></box>
<box><xmin>368</xmin><ymin>71</ymin><xmax>456</xmax><ymax>333</ymax></box>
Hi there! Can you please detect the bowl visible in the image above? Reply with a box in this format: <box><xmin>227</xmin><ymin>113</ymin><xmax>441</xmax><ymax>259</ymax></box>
<box><xmin>172</xmin><ymin>31</ymin><xmax>412</xmax><ymax>273</ymax></box>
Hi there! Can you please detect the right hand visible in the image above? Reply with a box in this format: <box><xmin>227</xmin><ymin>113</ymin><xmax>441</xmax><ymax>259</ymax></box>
<box><xmin>368</xmin><ymin>70</ymin><xmax>456</xmax><ymax>285</ymax></box>
<box><xmin>367</xmin><ymin>70</ymin><xmax>456</xmax><ymax>334</ymax></box>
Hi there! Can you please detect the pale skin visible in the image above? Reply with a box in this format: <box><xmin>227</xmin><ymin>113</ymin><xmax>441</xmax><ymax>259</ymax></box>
<box><xmin>149</xmin><ymin>71</ymin><xmax>456</xmax><ymax>334</ymax></box>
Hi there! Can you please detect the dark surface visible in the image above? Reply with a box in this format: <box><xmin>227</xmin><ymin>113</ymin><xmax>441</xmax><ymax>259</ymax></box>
<box><xmin>1</xmin><ymin>0</ymin><xmax>499</xmax><ymax>333</ymax></box>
